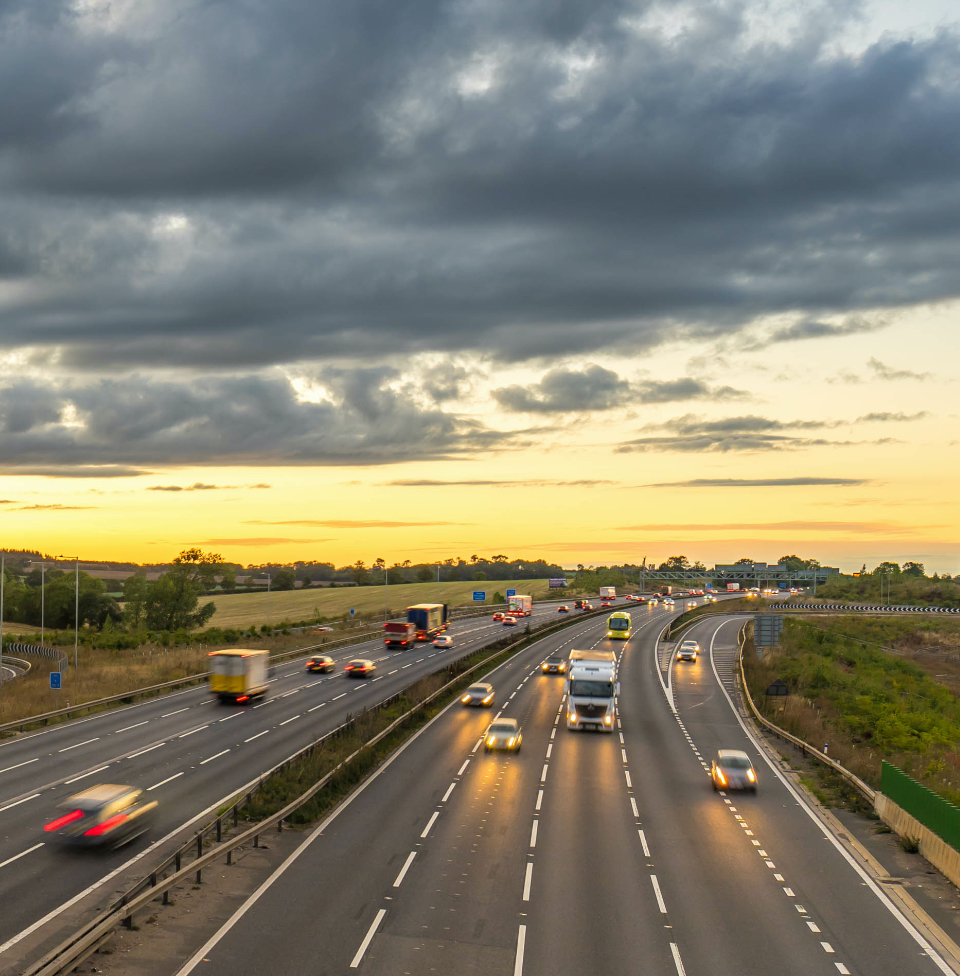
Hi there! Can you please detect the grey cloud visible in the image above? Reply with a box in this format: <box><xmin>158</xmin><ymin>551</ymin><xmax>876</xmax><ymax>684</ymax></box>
<box><xmin>16</xmin><ymin>503</ymin><xmax>94</xmax><ymax>510</ymax></box>
<box><xmin>0</xmin><ymin>465</ymin><xmax>148</xmax><ymax>478</ymax></box>
<box><xmin>0</xmin><ymin>372</ymin><xmax>507</xmax><ymax>468</ymax></box>
<box><xmin>0</xmin><ymin>3</ymin><xmax>959</xmax><ymax>371</ymax></box>
<box><xmin>383</xmin><ymin>478</ymin><xmax>616</xmax><ymax>487</ymax></box>
<box><xmin>868</xmin><ymin>358</ymin><xmax>932</xmax><ymax>381</ymax></box>
<box><xmin>855</xmin><ymin>411</ymin><xmax>929</xmax><ymax>422</ymax></box>
<box><xmin>147</xmin><ymin>482</ymin><xmax>272</xmax><ymax>492</ymax></box>
<box><xmin>766</xmin><ymin>317</ymin><xmax>878</xmax><ymax>345</ymax></box>
<box><xmin>619</xmin><ymin>521</ymin><xmax>926</xmax><ymax>534</ymax></box>
<box><xmin>493</xmin><ymin>366</ymin><xmax>746</xmax><ymax>413</ymax></box>
<box><xmin>643</xmin><ymin>477</ymin><xmax>871</xmax><ymax>487</ymax></box>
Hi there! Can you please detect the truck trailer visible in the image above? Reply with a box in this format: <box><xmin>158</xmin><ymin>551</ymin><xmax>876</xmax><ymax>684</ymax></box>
<box><xmin>384</xmin><ymin>620</ymin><xmax>417</xmax><ymax>649</ymax></box>
<box><xmin>208</xmin><ymin>649</ymin><xmax>269</xmax><ymax>704</ymax></box>
<box><xmin>565</xmin><ymin>649</ymin><xmax>618</xmax><ymax>731</ymax></box>
<box><xmin>406</xmin><ymin>603</ymin><xmax>448</xmax><ymax>641</ymax></box>
<box><xmin>599</xmin><ymin>586</ymin><xmax>616</xmax><ymax>600</ymax></box>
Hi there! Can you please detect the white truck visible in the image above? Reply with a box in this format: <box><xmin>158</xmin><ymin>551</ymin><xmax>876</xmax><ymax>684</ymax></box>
<box><xmin>565</xmin><ymin>649</ymin><xmax>618</xmax><ymax>732</ymax></box>
<box><xmin>599</xmin><ymin>586</ymin><xmax>616</xmax><ymax>601</ymax></box>
<box><xmin>508</xmin><ymin>594</ymin><xmax>532</xmax><ymax>617</ymax></box>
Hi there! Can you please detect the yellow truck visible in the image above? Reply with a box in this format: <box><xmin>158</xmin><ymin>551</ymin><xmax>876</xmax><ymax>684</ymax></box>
<box><xmin>208</xmin><ymin>648</ymin><xmax>270</xmax><ymax>704</ymax></box>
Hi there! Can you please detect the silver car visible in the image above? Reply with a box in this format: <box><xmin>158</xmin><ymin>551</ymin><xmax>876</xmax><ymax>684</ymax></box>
<box><xmin>711</xmin><ymin>750</ymin><xmax>758</xmax><ymax>792</ymax></box>
<box><xmin>484</xmin><ymin>718</ymin><xmax>522</xmax><ymax>752</ymax></box>
<box><xmin>677</xmin><ymin>640</ymin><xmax>700</xmax><ymax>662</ymax></box>
<box><xmin>461</xmin><ymin>682</ymin><xmax>495</xmax><ymax>707</ymax></box>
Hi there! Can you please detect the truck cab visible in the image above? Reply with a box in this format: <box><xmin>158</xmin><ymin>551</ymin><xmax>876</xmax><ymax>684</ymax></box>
<box><xmin>565</xmin><ymin>649</ymin><xmax>618</xmax><ymax>732</ymax></box>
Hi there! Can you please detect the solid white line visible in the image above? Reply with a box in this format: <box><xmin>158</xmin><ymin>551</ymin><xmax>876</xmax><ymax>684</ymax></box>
<box><xmin>651</xmin><ymin>874</ymin><xmax>667</xmax><ymax>913</ymax></box>
<box><xmin>639</xmin><ymin>829</ymin><xmax>650</xmax><ymax>857</ymax></box>
<box><xmin>522</xmin><ymin>862</ymin><xmax>533</xmax><ymax>901</ymax></box>
<box><xmin>421</xmin><ymin>811</ymin><xmax>440</xmax><ymax>838</ymax></box>
<box><xmin>200</xmin><ymin>749</ymin><xmax>230</xmax><ymax>765</ymax></box>
<box><xmin>670</xmin><ymin>943</ymin><xmax>687</xmax><ymax>976</ymax></box>
<box><xmin>458</xmin><ymin>759</ymin><xmax>470</xmax><ymax>776</ymax></box>
<box><xmin>536</xmin><ymin>790</ymin><xmax>543</xmax><ymax>811</ymax></box>
<box><xmin>0</xmin><ymin>843</ymin><xmax>44</xmax><ymax>870</ymax></box>
<box><xmin>127</xmin><ymin>741</ymin><xmax>165</xmax><ymax>759</ymax></box>
<box><xmin>0</xmin><ymin>758</ymin><xmax>38</xmax><ymax>775</ymax></box>
<box><xmin>147</xmin><ymin>773</ymin><xmax>183</xmax><ymax>791</ymax></box>
<box><xmin>244</xmin><ymin>730</ymin><xmax>269</xmax><ymax>743</ymax></box>
<box><xmin>279</xmin><ymin>715</ymin><xmax>300</xmax><ymax>727</ymax></box>
<box><xmin>178</xmin><ymin>725</ymin><xmax>209</xmax><ymax>738</ymax></box>
<box><xmin>0</xmin><ymin>794</ymin><xmax>40</xmax><ymax>813</ymax></box>
<box><xmin>65</xmin><ymin>765</ymin><xmax>111</xmax><ymax>785</ymax></box>
<box><xmin>514</xmin><ymin>925</ymin><xmax>526</xmax><ymax>976</ymax></box>
<box><xmin>58</xmin><ymin>737</ymin><xmax>99</xmax><ymax>753</ymax></box>
<box><xmin>161</xmin><ymin>708</ymin><xmax>189</xmax><ymax>718</ymax></box>
<box><xmin>393</xmin><ymin>851</ymin><xmax>417</xmax><ymax>887</ymax></box>
<box><xmin>530</xmin><ymin>820</ymin><xmax>538</xmax><ymax>847</ymax></box>
<box><xmin>350</xmin><ymin>909</ymin><xmax>386</xmax><ymax>969</ymax></box>
<box><xmin>442</xmin><ymin>782</ymin><xmax>456</xmax><ymax>803</ymax></box>
<box><xmin>114</xmin><ymin>721</ymin><xmax>149</xmax><ymax>734</ymax></box>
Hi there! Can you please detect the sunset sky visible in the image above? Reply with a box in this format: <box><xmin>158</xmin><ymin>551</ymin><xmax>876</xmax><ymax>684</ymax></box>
<box><xmin>0</xmin><ymin>0</ymin><xmax>958</xmax><ymax>573</ymax></box>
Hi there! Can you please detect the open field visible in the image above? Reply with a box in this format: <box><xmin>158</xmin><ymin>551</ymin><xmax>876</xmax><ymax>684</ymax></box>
<box><xmin>206</xmin><ymin>578</ymin><xmax>554</xmax><ymax>630</ymax></box>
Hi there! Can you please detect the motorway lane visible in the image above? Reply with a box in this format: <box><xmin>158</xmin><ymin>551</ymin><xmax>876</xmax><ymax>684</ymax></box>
<box><xmin>170</xmin><ymin>610</ymin><xmax>679</xmax><ymax>976</ymax></box>
<box><xmin>628</xmin><ymin>612</ymin><xmax>949</xmax><ymax>976</ymax></box>
<box><xmin>0</xmin><ymin>601</ymin><xmax>590</xmax><ymax>957</ymax></box>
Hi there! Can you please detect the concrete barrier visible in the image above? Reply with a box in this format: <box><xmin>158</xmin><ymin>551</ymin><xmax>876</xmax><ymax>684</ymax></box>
<box><xmin>876</xmin><ymin>792</ymin><xmax>960</xmax><ymax>890</ymax></box>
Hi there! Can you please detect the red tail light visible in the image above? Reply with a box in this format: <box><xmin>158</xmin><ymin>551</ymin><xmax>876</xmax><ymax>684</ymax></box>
<box><xmin>237</xmin><ymin>695</ymin><xmax>250</xmax><ymax>703</ymax></box>
<box><xmin>45</xmin><ymin>809</ymin><xmax>84</xmax><ymax>832</ymax></box>
<box><xmin>84</xmin><ymin>812</ymin><xmax>129</xmax><ymax>837</ymax></box>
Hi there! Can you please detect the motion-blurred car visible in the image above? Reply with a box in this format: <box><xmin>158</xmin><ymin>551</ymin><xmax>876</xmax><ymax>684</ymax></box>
<box><xmin>557</xmin><ymin>605</ymin><xmax>570</xmax><ymax>613</ymax></box>
<box><xmin>541</xmin><ymin>654</ymin><xmax>566</xmax><ymax>674</ymax></box>
<box><xmin>677</xmin><ymin>640</ymin><xmax>700</xmax><ymax>662</ymax></box>
<box><xmin>502</xmin><ymin>616</ymin><xmax>518</xmax><ymax>627</ymax></box>
<box><xmin>711</xmin><ymin>750</ymin><xmax>758</xmax><ymax>792</ymax></box>
<box><xmin>600</xmin><ymin>601</ymin><xmax>612</xmax><ymax>608</ymax></box>
<box><xmin>686</xmin><ymin>600</ymin><xmax>697</xmax><ymax>610</ymax></box>
<box><xmin>461</xmin><ymin>682</ymin><xmax>495</xmax><ymax>707</ymax></box>
<box><xmin>492</xmin><ymin>612</ymin><xmax>504</xmax><ymax>621</ymax></box>
<box><xmin>648</xmin><ymin>597</ymin><xmax>658</xmax><ymax>606</ymax></box>
<box><xmin>705</xmin><ymin>594</ymin><xmax>718</xmax><ymax>603</ymax></box>
<box><xmin>580</xmin><ymin>602</ymin><xmax>594</xmax><ymax>611</ymax></box>
<box><xmin>344</xmin><ymin>659</ymin><xmax>376</xmax><ymax>678</ymax></box>
<box><xmin>484</xmin><ymin>718</ymin><xmax>522</xmax><ymax>752</ymax></box>
<box><xmin>433</xmin><ymin>634</ymin><xmax>453</xmax><ymax>648</ymax></box>
<box><xmin>44</xmin><ymin>784</ymin><xmax>157</xmax><ymax>848</ymax></box>
<box><xmin>306</xmin><ymin>654</ymin><xmax>335</xmax><ymax>673</ymax></box>
<box><xmin>663</xmin><ymin>598</ymin><xmax>675</xmax><ymax>607</ymax></box>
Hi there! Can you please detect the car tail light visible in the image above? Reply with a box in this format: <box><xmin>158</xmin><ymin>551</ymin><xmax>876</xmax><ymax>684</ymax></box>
<box><xmin>237</xmin><ymin>695</ymin><xmax>250</xmax><ymax>703</ymax></box>
<box><xmin>84</xmin><ymin>812</ymin><xmax>129</xmax><ymax>837</ymax></box>
<box><xmin>45</xmin><ymin>810</ymin><xmax>84</xmax><ymax>832</ymax></box>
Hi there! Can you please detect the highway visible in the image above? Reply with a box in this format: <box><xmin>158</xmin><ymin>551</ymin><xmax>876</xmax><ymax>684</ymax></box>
<box><xmin>171</xmin><ymin>605</ymin><xmax>952</xmax><ymax>976</ymax></box>
<box><xmin>0</xmin><ymin>598</ymin><xmax>618</xmax><ymax>965</ymax></box>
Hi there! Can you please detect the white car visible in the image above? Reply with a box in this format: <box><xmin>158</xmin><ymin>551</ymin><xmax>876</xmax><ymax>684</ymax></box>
<box><xmin>484</xmin><ymin>718</ymin><xmax>522</xmax><ymax>752</ymax></box>
<box><xmin>433</xmin><ymin>635</ymin><xmax>453</xmax><ymax>648</ymax></box>
<box><xmin>677</xmin><ymin>640</ymin><xmax>700</xmax><ymax>662</ymax></box>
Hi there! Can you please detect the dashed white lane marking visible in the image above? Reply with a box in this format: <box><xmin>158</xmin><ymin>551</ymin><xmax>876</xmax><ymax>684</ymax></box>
<box><xmin>630</xmin><ymin>797</ymin><xmax>639</xmax><ymax>818</ymax></box>
<box><xmin>0</xmin><ymin>758</ymin><xmax>38</xmax><ymax>775</ymax></box>
<box><xmin>546</xmin><ymin>744</ymin><xmax>553</xmax><ymax>759</ymax></box>
<box><xmin>807</xmin><ymin>921</ymin><xmax>821</xmax><ymax>933</ymax></box>
<box><xmin>458</xmin><ymin>759</ymin><xmax>470</xmax><ymax>776</ymax></box>
<box><xmin>442</xmin><ymin>782</ymin><xmax>456</xmax><ymax>803</ymax></box>
<box><xmin>0</xmin><ymin>842</ymin><xmax>44</xmax><ymax>870</ymax></box>
<box><xmin>244</xmin><ymin>730</ymin><xmax>269</xmax><ymax>743</ymax></box>
<box><xmin>835</xmin><ymin>965</ymin><xmax>850</xmax><ymax>974</ymax></box>
<box><xmin>624</xmin><ymin>770</ymin><xmax>632</xmax><ymax>788</ymax></box>
<box><xmin>0</xmin><ymin>793</ymin><xmax>40</xmax><ymax>812</ymax></box>
<box><xmin>536</xmin><ymin>790</ymin><xmax>543</xmax><ymax>811</ymax></box>
<box><xmin>200</xmin><ymin>749</ymin><xmax>230</xmax><ymax>765</ymax></box>
<box><xmin>307</xmin><ymin>702</ymin><xmax>326</xmax><ymax>713</ymax></box>
<box><xmin>514</xmin><ymin>925</ymin><xmax>527</xmax><ymax>976</ymax></box>
<box><xmin>783</xmin><ymin>887</ymin><xmax>795</xmax><ymax>897</ymax></box>
<box><xmin>639</xmin><ymin>829</ymin><xmax>650</xmax><ymax>857</ymax></box>
<box><xmin>541</xmin><ymin>764</ymin><xmax>549</xmax><ymax>783</ymax></box>
<box><xmin>58</xmin><ymin>737</ymin><xmax>99</xmax><ymax>753</ymax></box>
<box><xmin>670</xmin><ymin>943</ymin><xmax>687</xmax><ymax>976</ymax></box>
<box><xmin>821</xmin><ymin>943</ymin><xmax>835</xmax><ymax>953</ymax></box>
<box><xmin>550</xmin><ymin>728</ymin><xmax>556</xmax><ymax>740</ymax></box>
<box><xmin>279</xmin><ymin>715</ymin><xmax>300</xmax><ymax>727</ymax></box>
<box><xmin>279</xmin><ymin>689</ymin><xmax>299</xmax><ymax>698</ymax></box>
<box><xmin>218</xmin><ymin>713</ymin><xmax>240</xmax><ymax>723</ymax></box>
<box><xmin>530</xmin><ymin>820</ymin><xmax>538</xmax><ymax>848</ymax></box>
<box><xmin>393</xmin><ymin>851</ymin><xmax>416</xmax><ymax>888</ymax></box>
<box><xmin>177</xmin><ymin>726</ymin><xmax>209</xmax><ymax>738</ymax></box>
<box><xmin>65</xmin><ymin>765</ymin><xmax>111</xmax><ymax>785</ymax></box>
<box><xmin>350</xmin><ymin>908</ymin><xmax>386</xmax><ymax>969</ymax></box>
<box><xmin>650</xmin><ymin>874</ymin><xmax>667</xmax><ymax>913</ymax></box>
<box><xmin>147</xmin><ymin>772</ymin><xmax>183</xmax><ymax>791</ymax></box>
<box><xmin>128</xmin><ymin>741</ymin><xmax>165</xmax><ymax>758</ymax></box>
<box><xmin>388</xmin><ymin>669</ymin><xmax>398</xmax><ymax>675</ymax></box>
<box><xmin>473</xmin><ymin>737</ymin><xmax>483</xmax><ymax>753</ymax></box>
<box><xmin>161</xmin><ymin>707</ymin><xmax>190</xmax><ymax>718</ymax></box>
<box><xmin>421</xmin><ymin>811</ymin><xmax>440</xmax><ymax>838</ymax></box>
<box><xmin>114</xmin><ymin>721</ymin><xmax>149</xmax><ymax>734</ymax></box>
<box><xmin>522</xmin><ymin>862</ymin><xmax>533</xmax><ymax>901</ymax></box>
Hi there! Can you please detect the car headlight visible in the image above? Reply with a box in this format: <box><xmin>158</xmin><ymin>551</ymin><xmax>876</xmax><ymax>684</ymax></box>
<box><xmin>487</xmin><ymin>736</ymin><xmax>496</xmax><ymax>746</ymax></box>
<box><xmin>715</xmin><ymin>769</ymin><xmax>726</xmax><ymax>785</ymax></box>
<box><xmin>604</xmin><ymin>715</ymin><xmax>613</xmax><ymax>725</ymax></box>
<box><xmin>746</xmin><ymin>769</ymin><xmax>756</xmax><ymax>783</ymax></box>
<box><xmin>483</xmin><ymin>694</ymin><xmax>494</xmax><ymax>704</ymax></box>
<box><xmin>568</xmin><ymin>712</ymin><xmax>577</xmax><ymax>722</ymax></box>
<box><xmin>542</xmin><ymin>663</ymin><xmax>549</xmax><ymax>670</ymax></box>
<box><xmin>559</xmin><ymin>664</ymin><xmax>565</xmax><ymax>671</ymax></box>
<box><xmin>462</xmin><ymin>695</ymin><xmax>471</xmax><ymax>703</ymax></box>
<box><xmin>508</xmin><ymin>737</ymin><xmax>516</xmax><ymax>746</ymax></box>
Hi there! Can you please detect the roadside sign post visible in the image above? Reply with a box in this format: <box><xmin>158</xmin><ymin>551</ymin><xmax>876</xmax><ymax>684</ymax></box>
<box><xmin>473</xmin><ymin>591</ymin><xmax>486</xmax><ymax>602</ymax></box>
<box><xmin>754</xmin><ymin>614</ymin><xmax>784</xmax><ymax>648</ymax></box>
<box><xmin>506</xmin><ymin>589</ymin><xmax>516</xmax><ymax>598</ymax></box>
<box><xmin>50</xmin><ymin>671</ymin><xmax>62</xmax><ymax>690</ymax></box>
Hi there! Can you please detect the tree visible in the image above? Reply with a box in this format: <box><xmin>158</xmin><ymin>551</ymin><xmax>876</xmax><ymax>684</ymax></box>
<box><xmin>273</xmin><ymin>569</ymin><xmax>296</xmax><ymax>590</ymax></box>
<box><xmin>352</xmin><ymin>560</ymin><xmax>370</xmax><ymax>586</ymax></box>
<box><xmin>123</xmin><ymin>573</ymin><xmax>150</xmax><ymax>630</ymax></box>
<box><xmin>219</xmin><ymin>566</ymin><xmax>237</xmax><ymax>592</ymax></box>
<box><xmin>373</xmin><ymin>557</ymin><xmax>386</xmax><ymax>571</ymax></box>
<box><xmin>734</xmin><ymin>557</ymin><xmax>754</xmax><ymax>565</ymax></box>
<box><xmin>902</xmin><ymin>561</ymin><xmax>926</xmax><ymax>578</ymax></box>
<box><xmin>474</xmin><ymin>571</ymin><xmax>487</xmax><ymax>581</ymax></box>
<box><xmin>873</xmin><ymin>561</ymin><xmax>901</xmax><ymax>576</ymax></box>
<box><xmin>658</xmin><ymin>555</ymin><xmax>691</xmax><ymax>571</ymax></box>
<box><xmin>491</xmin><ymin>555</ymin><xmax>509</xmax><ymax>563</ymax></box>
<box><xmin>470</xmin><ymin>554</ymin><xmax>479</xmax><ymax>563</ymax></box>
<box><xmin>777</xmin><ymin>555</ymin><xmax>806</xmax><ymax>573</ymax></box>
<box><xmin>141</xmin><ymin>550</ymin><xmax>221</xmax><ymax>631</ymax></box>
<box><xmin>416</xmin><ymin>565</ymin><xmax>434</xmax><ymax>582</ymax></box>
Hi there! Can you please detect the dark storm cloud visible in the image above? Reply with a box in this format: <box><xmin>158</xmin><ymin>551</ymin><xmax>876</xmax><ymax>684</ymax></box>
<box><xmin>492</xmin><ymin>366</ymin><xmax>746</xmax><ymax>413</ymax></box>
<box><xmin>0</xmin><ymin>372</ymin><xmax>507</xmax><ymax>468</ymax></box>
<box><xmin>644</xmin><ymin>477</ymin><xmax>871</xmax><ymax>487</ymax></box>
<box><xmin>0</xmin><ymin>0</ymin><xmax>959</xmax><ymax>372</ymax></box>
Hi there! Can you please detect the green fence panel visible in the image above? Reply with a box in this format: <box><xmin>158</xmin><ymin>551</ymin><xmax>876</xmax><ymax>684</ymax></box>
<box><xmin>882</xmin><ymin>761</ymin><xmax>960</xmax><ymax>851</ymax></box>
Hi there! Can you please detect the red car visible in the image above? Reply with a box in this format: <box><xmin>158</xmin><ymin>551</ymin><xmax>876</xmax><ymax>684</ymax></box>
<box><xmin>492</xmin><ymin>612</ymin><xmax>504</xmax><ymax>621</ymax></box>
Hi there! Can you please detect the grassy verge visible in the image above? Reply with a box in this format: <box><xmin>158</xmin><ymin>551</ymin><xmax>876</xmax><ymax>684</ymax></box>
<box><xmin>743</xmin><ymin>614</ymin><xmax>960</xmax><ymax>806</ymax></box>
<box><xmin>813</xmin><ymin>574</ymin><xmax>960</xmax><ymax>607</ymax></box>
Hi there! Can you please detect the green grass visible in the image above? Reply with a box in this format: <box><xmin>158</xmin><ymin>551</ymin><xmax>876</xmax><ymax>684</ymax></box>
<box><xmin>814</xmin><ymin>574</ymin><xmax>960</xmax><ymax>607</ymax></box>
<box><xmin>207</xmin><ymin>579</ymin><xmax>555</xmax><ymax>629</ymax></box>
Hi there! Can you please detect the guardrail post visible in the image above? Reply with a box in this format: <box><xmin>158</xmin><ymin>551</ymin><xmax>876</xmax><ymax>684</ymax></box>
<box><xmin>226</xmin><ymin>847</ymin><xmax>233</xmax><ymax>865</ymax></box>
<box><xmin>233</xmin><ymin>805</ymin><xmax>239</xmax><ymax>828</ymax></box>
<box><xmin>196</xmin><ymin>835</ymin><xmax>203</xmax><ymax>884</ymax></box>
<box><xmin>254</xmin><ymin>833</ymin><xmax>259</xmax><ymax>848</ymax></box>
<box><xmin>175</xmin><ymin>850</ymin><xmax>181</xmax><ymax>872</ymax></box>
<box><xmin>216</xmin><ymin>816</ymin><xmax>222</xmax><ymax>843</ymax></box>
<box><xmin>277</xmin><ymin>817</ymin><xmax>283</xmax><ymax>833</ymax></box>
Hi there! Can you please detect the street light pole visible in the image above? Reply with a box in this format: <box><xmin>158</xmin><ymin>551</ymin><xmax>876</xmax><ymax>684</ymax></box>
<box><xmin>0</xmin><ymin>554</ymin><xmax>4</xmax><ymax>691</ymax></box>
<box><xmin>41</xmin><ymin>563</ymin><xmax>45</xmax><ymax>647</ymax></box>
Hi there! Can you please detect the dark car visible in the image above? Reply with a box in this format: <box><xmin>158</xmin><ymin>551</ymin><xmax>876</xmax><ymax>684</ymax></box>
<box><xmin>344</xmin><ymin>658</ymin><xmax>376</xmax><ymax>678</ymax></box>
<box><xmin>44</xmin><ymin>784</ymin><xmax>158</xmax><ymax>849</ymax></box>
<box><xmin>306</xmin><ymin>654</ymin><xmax>335</xmax><ymax>673</ymax></box>
<box><xmin>711</xmin><ymin>750</ymin><xmax>758</xmax><ymax>792</ymax></box>
<box><xmin>557</xmin><ymin>605</ymin><xmax>570</xmax><ymax>613</ymax></box>
<box><xmin>541</xmin><ymin>654</ymin><xmax>566</xmax><ymax>674</ymax></box>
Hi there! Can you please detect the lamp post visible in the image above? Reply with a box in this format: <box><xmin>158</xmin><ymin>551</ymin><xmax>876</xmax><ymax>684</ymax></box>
<box><xmin>40</xmin><ymin>563</ymin><xmax>45</xmax><ymax>647</ymax></box>
<box><xmin>1</xmin><ymin>554</ymin><xmax>5</xmax><ymax>690</ymax></box>
<box><xmin>58</xmin><ymin>556</ymin><xmax>80</xmax><ymax>670</ymax></box>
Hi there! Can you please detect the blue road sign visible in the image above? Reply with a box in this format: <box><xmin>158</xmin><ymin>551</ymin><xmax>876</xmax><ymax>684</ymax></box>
<box><xmin>506</xmin><ymin>589</ymin><xmax>516</xmax><ymax>597</ymax></box>
<box><xmin>473</xmin><ymin>591</ymin><xmax>486</xmax><ymax>602</ymax></box>
<box><xmin>50</xmin><ymin>671</ymin><xmax>62</xmax><ymax>690</ymax></box>
<box><xmin>350</xmin><ymin>608</ymin><xmax>356</xmax><ymax>616</ymax></box>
